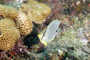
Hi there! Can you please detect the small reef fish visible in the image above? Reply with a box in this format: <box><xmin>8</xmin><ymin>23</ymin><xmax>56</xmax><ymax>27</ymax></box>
<box><xmin>38</xmin><ymin>20</ymin><xmax>60</xmax><ymax>45</ymax></box>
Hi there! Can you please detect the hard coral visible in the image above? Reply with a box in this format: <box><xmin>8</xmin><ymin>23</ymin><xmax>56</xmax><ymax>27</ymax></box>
<box><xmin>19</xmin><ymin>0</ymin><xmax>51</xmax><ymax>24</ymax></box>
<box><xmin>0</xmin><ymin>18</ymin><xmax>20</xmax><ymax>51</ymax></box>
<box><xmin>0</xmin><ymin>0</ymin><xmax>51</xmax><ymax>36</ymax></box>
<box><xmin>0</xmin><ymin>4</ymin><xmax>19</xmax><ymax>19</ymax></box>
<box><xmin>15</xmin><ymin>11</ymin><xmax>33</xmax><ymax>36</ymax></box>
<box><xmin>0</xmin><ymin>4</ymin><xmax>32</xmax><ymax>36</ymax></box>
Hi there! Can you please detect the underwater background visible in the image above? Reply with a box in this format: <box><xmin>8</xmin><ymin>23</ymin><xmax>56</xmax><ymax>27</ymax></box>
<box><xmin>0</xmin><ymin>0</ymin><xmax>90</xmax><ymax>60</ymax></box>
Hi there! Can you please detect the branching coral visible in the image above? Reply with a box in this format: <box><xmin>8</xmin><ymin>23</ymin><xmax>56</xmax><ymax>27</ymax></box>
<box><xmin>0</xmin><ymin>18</ymin><xmax>20</xmax><ymax>51</ymax></box>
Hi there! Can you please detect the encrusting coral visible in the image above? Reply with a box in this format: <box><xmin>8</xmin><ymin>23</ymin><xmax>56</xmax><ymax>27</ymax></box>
<box><xmin>0</xmin><ymin>18</ymin><xmax>20</xmax><ymax>51</ymax></box>
<box><xmin>19</xmin><ymin>0</ymin><xmax>51</xmax><ymax>24</ymax></box>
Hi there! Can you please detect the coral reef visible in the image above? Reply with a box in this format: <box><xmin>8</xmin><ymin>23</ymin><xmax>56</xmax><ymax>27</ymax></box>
<box><xmin>0</xmin><ymin>0</ymin><xmax>51</xmax><ymax>36</ymax></box>
<box><xmin>0</xmin><ymin>4</ymin><xmax>32</xmax><ymax>36</ymax></box>
<box><xmin>1</xmin><ymin>0</ymin><xmax>90</xmax><ymax>60</ymax></box>
<box><xmin>0</xmin><ymin>18</ymin><xmax>20</xmax><ymax>51</ymax></box>
<box><xmin>19</xmin><ymin>0</ymin><xmax>51</xmax><ymax>24</ymax></box>
<box><xmin>15</xmin><ymin>11</ymin><xmax>33</xmax><ymax>36</ymax></box>
<box><xmin>0</xmin><ymin>4</ymin><xmax>19</xmax><ymax>19</ymax></box>
<box><xmin>0</xmin><ymin>0</ymin><xmax>51</xmax><ymax>51</ymax></box>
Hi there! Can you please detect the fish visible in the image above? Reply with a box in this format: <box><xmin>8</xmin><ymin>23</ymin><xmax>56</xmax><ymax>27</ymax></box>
<box><xmin>38</xmin><ymin>20</ymin><xmax>60</xmax><ymax>45</ymax></box>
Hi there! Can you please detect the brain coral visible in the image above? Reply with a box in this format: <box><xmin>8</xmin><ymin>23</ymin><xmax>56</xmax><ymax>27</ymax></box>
<box><xmin>19</xmin><ymin>0</ymin><xmax>51</xmax><ymax>24</ymax></box>
<box><xmin>0</xmin><ymin>18</ymin><xmax>20</xmax><ymax>51</ymax></box>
